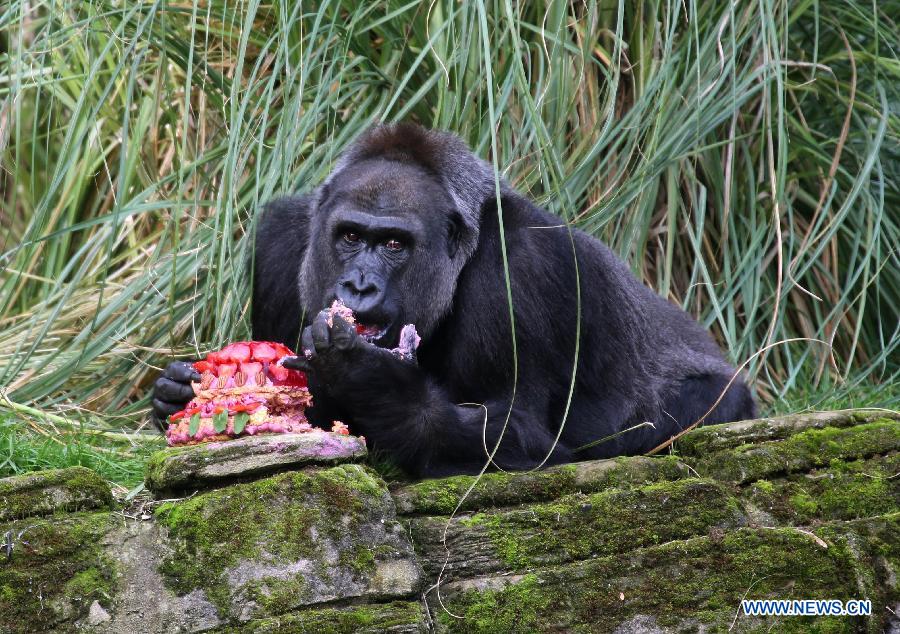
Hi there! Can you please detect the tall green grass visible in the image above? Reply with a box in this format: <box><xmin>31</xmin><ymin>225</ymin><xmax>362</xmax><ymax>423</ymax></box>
<box><xmin>0</xmin><ymin>0</ymin><xmax>897</xmax><ymax>446</ymax></box>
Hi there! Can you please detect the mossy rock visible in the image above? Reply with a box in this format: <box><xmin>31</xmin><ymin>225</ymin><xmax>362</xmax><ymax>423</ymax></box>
<box><xmin>0</xmin><ymin>466</ymin><xmax>112</xmax><ymax>522</ymax></box>
<box><xmin>214</xmin><ymin>600</ymin><xmax>428</xmax><ymax>633</ymax></box>
<box><xmin>696</xmin><ymin>419</ymin><xmax>900</xmax><ymax>484</ymax></box>
<box><xmin>145</xmin><ymin>432</ymin><xmax>368</xmax><ymax>493</ymax></box>
<box><xmin>155</xmin><ymin>464</ymin><xmax>422</xmax><ymax>623</ymax></box>
<box><xmin>1</xmin><ymin>410</ymin><xmax>894</xmax><ymax>631</ymax></box>
<box><xmin>392</xmin><ymin>455</ymin><xmax>689</xmax><ymax>515</ymax></box>
<box><xmin>0</xmin><ymin>512</ymin><xmax>116</xmax><ymax>634</ymax></box>
<box><xmin>431</xmin><ymin>515</ymin><xmax>900</xmax><ymax>633</ymax></box>
<box><xmin>816</xmin><ymin>513</ymin><xmax>900</xmax><ymax>619</ymax></box>
<box><xmin>676</xmin><ymin>409</ymin><xmax>898</xmax><ymax>457</ymax></box>
<box><xmin>742</xmin><ymin>453</ymin><xmax>900</xmax><ymax>525</ymax></box>
<box><xmin>409</xmin><ymin>478</ymin><xmax>745</xmax><ymax>579</ymax></box>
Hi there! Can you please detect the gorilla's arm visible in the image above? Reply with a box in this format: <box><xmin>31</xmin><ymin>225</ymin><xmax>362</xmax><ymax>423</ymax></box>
<box><xmin>287</xmin><ymin>310</ymin><xmax>573</xmax><ymax>477</ymax></box>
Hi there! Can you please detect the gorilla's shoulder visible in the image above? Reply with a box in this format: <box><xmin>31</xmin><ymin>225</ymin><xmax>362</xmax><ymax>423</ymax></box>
<box><xmin>250</xmin><ymin>194</ymin><xmax>313</xmax><ymax>345</ymax></box>
<box><xmin>257</xmin><ymin>195</ymin><xmax>313</xmax><ymax>239</ymax></box>
<box><xmin>254</xmin><ymin>194</ymin><xmax>313</xmax><ymax>279</ymax></box>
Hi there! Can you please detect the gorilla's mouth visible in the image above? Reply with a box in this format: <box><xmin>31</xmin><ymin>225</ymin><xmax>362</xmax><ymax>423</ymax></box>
<box><xmin>356</xmin><ymin>322</ymin><xmax>390</xmax><ymax>345</ymax></box>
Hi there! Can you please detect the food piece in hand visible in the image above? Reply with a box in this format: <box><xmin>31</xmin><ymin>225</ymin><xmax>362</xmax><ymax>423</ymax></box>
<box><xmin>326</xmin><ymin>299</ymin><xmax>356</xmax><ymax>328</ymax></box>
<box><xmin>165</xmin><ymin>341</ymin><xmax>321</xmax><ymax>446</ymax></box>
<box><xmin>391</xmin><ymin>324</ymin><xmax>421</xmax><ymax>361</ymax></box>
<box><xmin>327</xmin><ymin>299</ymin><xmax>392</xmax><ymax>345</ymax></box>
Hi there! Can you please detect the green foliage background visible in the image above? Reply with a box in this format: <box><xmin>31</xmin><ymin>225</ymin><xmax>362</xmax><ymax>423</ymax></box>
<box><xmin>0</xmin><ymin>0</ymin><xmax>897</xmax><ymax>457</ymax></box>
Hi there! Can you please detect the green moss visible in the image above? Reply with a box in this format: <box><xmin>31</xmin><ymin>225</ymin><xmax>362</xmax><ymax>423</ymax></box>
<box><xmin>437</xmin><ymin>521</ymin><xmax>881</xmax><ymax>633</ymax></box>
<box><xmin>216</xmin><ymin>600</ymin><xmax>425</xmax><ymax>633</ymax></box>
<box><xmin>816</xmin><ymin>512</ymin><xmax>900</xmax><ymax>615</ymax></box>
<box><xmin>696</xmin><ymin>420</ymin><xmax>900</xmax><ymax>484</ymax></box>
<box><xmin>676</xmin><ymin>410</ymin><xmax>892</xmax><ymax>457</ymax></box>
<box><xmin>0</xmin><ymin>512</ymin><xmax>116</xmax><ymax>634</ymax></box>
<box><xmin>156</xmin><ymin>464</ymin><xmax>400</xmax><ymax>621</ymax></box>
<box><xmin>752</xmin><ymin>479</ymin><xmax>775</xmax><ymax>494</ymax></box>
<box><xmin>64</xmin><ymin>566</ymin><xmax>113</xmax><ymax>601</ymax></box>
<box><xmin>145</xmin><ymin>436</ymin><xmax>368</xmax><ymax>492</ymax></box>
<box><xmin>145</xmin><ymin>443</ymin><xmax>225</xmax><ymax>491</ymax></box>
<box><xmin>144</xmin><ymin>450</ymin><xmax>172</xmax><ymax>489</ymax></box>
<box><xmin>393</xmin><ymin>455</ymin><xmax>687</xmax><ymax>515</ymax></box>
<box><xmin>424</xmin><ymin>478</ymin><xmax>744</xmax><ymax>572</ymax></box>
<box><xmin>742</xmin><ymin>453</ymin><xmax>899</xmax><ymax>524</ymax></box>
<box><xmin>0</xmin><ymin>466</ymin><xmax>113</xmax><ymax>521</ymax></box>
<box><xmin>340</xmin><ymin>545</ymin><xmax>376</xmax><ymax>577</ymax></box>
<box><xmin>241</xmin><ymin>575</ymin><xmax>312</xmax><ymax>618</ymax></box>
<box><xmin>789</xmin><ymin>490</ymin><xmax>820</xmax><ymax>518</ymax></box>
<box><xmin>394</xmin><ymin>466</ymin><xmax>578</xmax><ymax>516</ymax></box>
<box><xmin>146</xmin><ymin>442</ymin><xmax>263</xmax><ymax>491</ymax></box>
<box><xmin>436</xmin><ymin>574</ymin><xmax>554</xmax><ymax>633</ymax></box>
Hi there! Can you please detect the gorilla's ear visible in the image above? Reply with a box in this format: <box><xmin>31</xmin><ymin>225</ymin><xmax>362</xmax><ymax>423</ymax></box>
<box><xmin>315</xmin><ymin>182</ymin><xmax>332</xmax><ymax>209</ymax></box>
<box><xmin>307</xmin><ymin>182</ymin><xmax>333</xmax><ymax>226</ymax></box>
<box><xmin>446</xmin><ymin>212</ymin><xmax>465</xmax><ymax>259</ymax></box>
<box><xmin>323</xmin><ymin>123</ymin><xmax>506</xmax><ymax>261</ymax></box>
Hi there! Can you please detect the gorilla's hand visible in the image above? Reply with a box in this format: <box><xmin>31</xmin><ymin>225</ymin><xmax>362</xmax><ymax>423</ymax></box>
<box><xmin>282</xmin><ymin>310</ymin><xmax>570</xmax><ymax>476</ymax></box>
<box><xmin>283</xmin><ymin>310</ymin><xmax>422</xmax><ymax>406</ymax></box>
<box><xmin>150</xmin><ymin>361</ymin><xmax>200</xmax><ymax>431</ymax></box>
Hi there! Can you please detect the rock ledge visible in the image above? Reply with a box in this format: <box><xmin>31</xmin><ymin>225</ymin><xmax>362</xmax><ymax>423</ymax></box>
<box><xmin>145</xmin><ymin>431</ymin><xmax>367</xmax><ymax>491</ymax></box>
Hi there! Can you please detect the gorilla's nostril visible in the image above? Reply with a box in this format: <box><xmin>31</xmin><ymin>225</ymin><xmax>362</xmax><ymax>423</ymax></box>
<box><xmin>341</xmin><ymin>278</ymin><xmax>377</xmax><ymax>297</ymax></box>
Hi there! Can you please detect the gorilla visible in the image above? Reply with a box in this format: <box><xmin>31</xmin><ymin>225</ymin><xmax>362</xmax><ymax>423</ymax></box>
<box><xmin>152</xmin><ymin>123</ymin><xmax>755</xmax><ymax>478</ymax></box>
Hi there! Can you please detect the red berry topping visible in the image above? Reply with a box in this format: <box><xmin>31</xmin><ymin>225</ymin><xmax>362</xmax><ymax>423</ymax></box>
<box><xmin>223</xmin><ymin>342</ymin><xmax>252</xmax><ymax>362</ymax></box>
<box><xmin>250</xmin><ymin>341</ymin><xmax>280</xmax><ymax>362</ymax></box>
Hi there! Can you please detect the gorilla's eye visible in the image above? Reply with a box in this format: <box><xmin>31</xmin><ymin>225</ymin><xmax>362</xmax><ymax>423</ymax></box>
<box><xmin>384</xmin><ymin>238</ymin><xmax>404</xmax><ymax>251</ymax></box>
<box><xmin>343</xmin><ymin>232</ymin><xmax>361</xmax><ymax>244</ymax></box>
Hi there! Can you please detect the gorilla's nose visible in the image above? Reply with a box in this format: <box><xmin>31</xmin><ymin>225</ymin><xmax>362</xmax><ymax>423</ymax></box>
<box><xmin>337</xmin><ymin>273</ymin><xmax>383</xmax><ymax>313</ymax></box>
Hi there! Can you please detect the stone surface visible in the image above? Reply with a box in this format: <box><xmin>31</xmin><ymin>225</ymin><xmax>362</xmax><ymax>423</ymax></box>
<box><xmin>428</xmin><ymin>516</ymin><xmax>899</xmax><ymax>633</ymax></box>
<box><xmin>392</xmin><ymin>455</ymin><xmax>690</xmax><ymax>515</ymax></box>
<box><xmin>2</xmin><ymin>408</ymin><xmax>897</xmax><ymax>632</ymax></box>
<box><xmin>95</xmin><ymin>520</ymin><xmax>226</xmax><ymax>633</ymax></box>
<box><xmin>155</xmin><ymin>464</ymin><xmax>423</xmax><ymax>623</ymax></box>
<box><xmin>695</xmin><ymin>419</ymin><xmax>900</xmax><ymax>484</ymax></box>
<box><xmin>0</xmin><ymin>466</ymin><xmax>113</xmax><ymax>521</ymax></box>
<box><xmin>740</xmin><ymin>452</ymin><xmax>900</xmax><ymax>525</ymax></box>
<box><xmin>0</xmin><ymin>512</ymin><xmax>117</xmax><ymax>634</ymax></box>
<box><xmin>409</xmin><ymin>478</ymin><xmax>745</xmax><ymax>579</ymax></box>
<box><xmin>145</xmin><ymin>431</ymin><xmax>367</xmax><ymax>492</ymax></box>
<box><xmin>217</xmin><ymin>601</ymin><xmax>429</xmax><ymax>633</ymax></box>
<box><xmin>86</xmin><ymin>600</ymin><xmax>112</xmax><ymax>625</ymax></box>
<box><xmin>675</xmin><ymin>409</ymin><xmax>898</xmax><ymax>457</ymax></box>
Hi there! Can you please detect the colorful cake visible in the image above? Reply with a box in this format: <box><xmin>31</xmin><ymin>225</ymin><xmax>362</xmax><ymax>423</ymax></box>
<box><xmin>165</xmin><ymin>340</ymin><xmax>334</xmax><ymax>446</ymax></box>
<box><xmin>165</xmin><ymin>301</ymin><xmax>393</xmax><ymax>446</ymax></box>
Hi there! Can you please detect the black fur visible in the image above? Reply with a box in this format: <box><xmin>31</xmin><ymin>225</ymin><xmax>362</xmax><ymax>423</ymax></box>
<box><xmin>244</xmin><ymin>123</ymin><xmax>756</xmax><ymax>477</ymax></box>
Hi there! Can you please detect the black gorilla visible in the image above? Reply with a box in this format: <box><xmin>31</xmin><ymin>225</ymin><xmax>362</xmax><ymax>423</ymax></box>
<box><xmin>153</xmin><ymin>123</ymin><xmax>755</xmax><ymax>477</ymax></box>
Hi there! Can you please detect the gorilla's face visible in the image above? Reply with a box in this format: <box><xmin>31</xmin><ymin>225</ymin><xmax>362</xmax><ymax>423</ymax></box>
<box><xmin>300</xmin><ymin>158</ymin><xmax>467</xmax><ymax>348</ymax></box>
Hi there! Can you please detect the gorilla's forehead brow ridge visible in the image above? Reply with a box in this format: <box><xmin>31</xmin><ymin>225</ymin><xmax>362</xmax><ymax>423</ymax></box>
<box><xmin>327</xmin><ymin>208</ymin><xmax>425</xmax><ymax>236</ymax></box>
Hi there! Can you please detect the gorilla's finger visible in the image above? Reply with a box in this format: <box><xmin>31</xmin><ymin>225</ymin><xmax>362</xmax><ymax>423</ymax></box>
<box><xmin>311</xmin><ymin>314</ymin><xmax>332</xmax><ymax>353</ymax></box>
<box><xmin>331</xmin><ymin>315</ymin><xmax>358</xmax><ymax>351</ymax></box>
<box><xmin>301</xmin><ymin>326</ymin><xmax>315</xmax><ymax>357</ymax></box>
<box><xmin>281</xmin><ymin>355</ymin><xmax>313</xmax><ymax>372</ymax></box>
<box><xmin>154</xmin><ymin>377</ymin><xmax>196</xmax><ymax>403</ymax></box>
<box><xmin>152</xmin><ymin>398</ymin><xmax>183</xmax><ymax>419</ymax></box>
<box><xmin>164</xmin><ymin>361</ymin><xmax>201</xmax><ymax>383</ymax></box>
